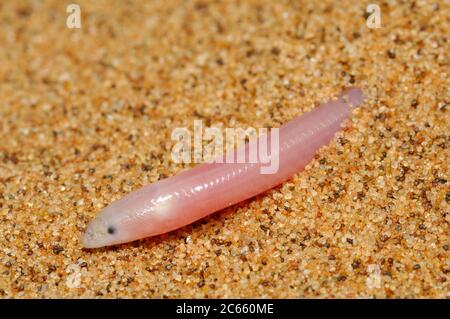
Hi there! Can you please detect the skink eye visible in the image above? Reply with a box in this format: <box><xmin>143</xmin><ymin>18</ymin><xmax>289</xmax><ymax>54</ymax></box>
<box><xmin>107</xmin><ymin>226</ymin><xmax>116</xmax><ymax>235</ymax></box>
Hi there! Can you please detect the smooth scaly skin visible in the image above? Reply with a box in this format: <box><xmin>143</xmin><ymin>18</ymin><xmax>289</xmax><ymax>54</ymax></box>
<box><xmin>83</xmin><ymin>88</ymin><xmax>364</xmax><ymax>248</ymax></box>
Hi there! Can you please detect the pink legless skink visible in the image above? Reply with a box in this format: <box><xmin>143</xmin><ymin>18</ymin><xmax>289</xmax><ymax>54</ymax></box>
<box><xmin>83</xmin><ymin>88</ymin><xmax>364</xmax><ymax>248</ymax></box>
